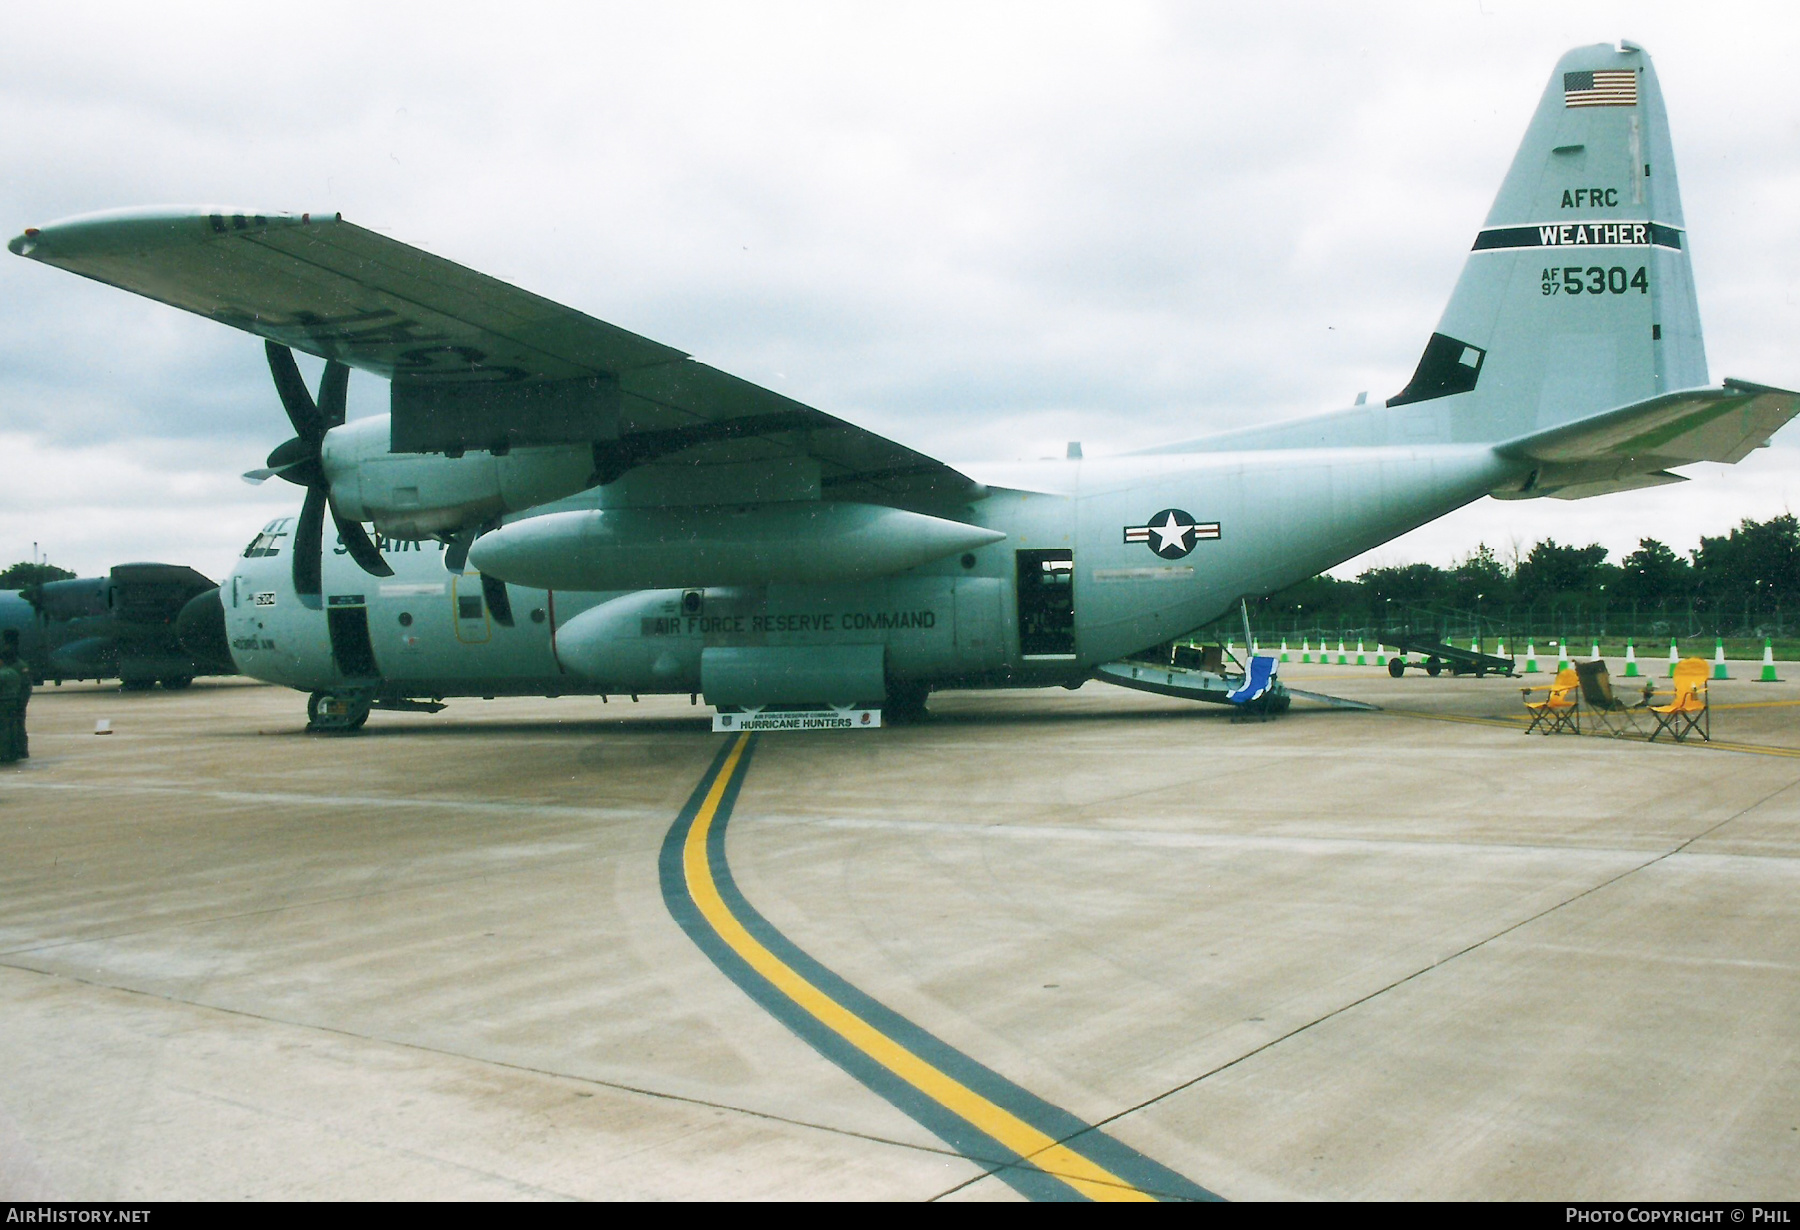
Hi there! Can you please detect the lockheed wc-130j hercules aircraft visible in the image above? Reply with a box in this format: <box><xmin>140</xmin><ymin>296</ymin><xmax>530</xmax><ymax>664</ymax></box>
<box><xmin>12</xmin><ymin>43</ymin><xmax>1798</xmax><ymax>730</ymax></box>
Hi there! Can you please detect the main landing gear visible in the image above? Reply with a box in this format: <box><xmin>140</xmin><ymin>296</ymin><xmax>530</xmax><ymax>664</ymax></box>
<box><xmin>307</xmin><ymin>690</ymin><xmax>371</xmax><ymax>733</ymax></box>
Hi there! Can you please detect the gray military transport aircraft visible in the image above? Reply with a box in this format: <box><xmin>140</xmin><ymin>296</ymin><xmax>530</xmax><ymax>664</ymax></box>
<box><xmin>11</xmin><ymin>42</ymin><xmax>1798</xmax><ymax>730</ymax></box>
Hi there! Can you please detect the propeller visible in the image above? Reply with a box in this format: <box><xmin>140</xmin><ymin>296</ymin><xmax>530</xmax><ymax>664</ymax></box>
<box><xmin>247</xmin><ymin>341</ymin><xmax>392</xmax><ymax>601</ymax></box>
<box><xmin>439</xmin><ymin>518</ymin><xmax>499</xmax><ymax>575</ymax></box>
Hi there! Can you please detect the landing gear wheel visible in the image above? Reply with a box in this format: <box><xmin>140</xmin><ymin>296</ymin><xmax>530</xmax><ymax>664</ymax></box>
<box><xmin>1426</xmin><ymin>658</ymin><xmax>1443</xmax><ymax>677</ymax></box>
<box><xmin>307</xmin><ymin>691</ymin><xmax>372</xmax><ymax>733</ymax></box>
<box><xmin>160</xmin><ymin>676</ymin><xmax>192</xmax><ymax>690</ymax></box>
<box><xmin>1387</xmin><ymin>658</ymin><xmax>1405</xmax><ymax>678</ymax></box>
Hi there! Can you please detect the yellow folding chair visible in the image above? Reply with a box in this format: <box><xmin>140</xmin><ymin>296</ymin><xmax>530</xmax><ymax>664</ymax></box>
<box><xmin>1522</xmin><ymin>667</ymin><xmax>1581</xmax><ymax>735</ymax></box>
<box><xmin>1649</xmin><ymin>657</ymin><xmax>1710</xmax><ymax>742</ymax></box>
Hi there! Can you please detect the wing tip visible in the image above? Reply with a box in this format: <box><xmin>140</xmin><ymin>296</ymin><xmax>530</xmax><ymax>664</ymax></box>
<box><xmin>1722</xmin><ymin>376</ymin><xmax>1800</xmax><ymax>399</ymax></box>
<box><xmin>9</xmin><ymin>206</ymin><xmax>340</xmax><ymax>262</ymax></box>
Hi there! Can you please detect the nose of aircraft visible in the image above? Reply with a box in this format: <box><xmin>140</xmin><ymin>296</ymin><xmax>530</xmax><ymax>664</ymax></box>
<box><xmin>176</xmin><ymin>586</ymin><xmax>232</xmax><ymax>671</ymax></box>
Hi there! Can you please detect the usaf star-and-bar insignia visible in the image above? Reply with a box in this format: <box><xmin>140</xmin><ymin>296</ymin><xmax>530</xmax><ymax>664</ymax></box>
<box><xmin>1123</xmin><ymin>509</ymin><xmax>1221</xmax><ymax>559</ymax></box>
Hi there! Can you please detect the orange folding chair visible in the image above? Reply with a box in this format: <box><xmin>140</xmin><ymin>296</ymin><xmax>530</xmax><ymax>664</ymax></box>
<box><xmin>1522</xmin><ymin>667</ymin><xmax>1581</xmax><ymax>735</ymax></box>
<box><xmin>1649</xmin><ymin>657</ymin><xmax>1710</xmax><ymax>742</ymax></box>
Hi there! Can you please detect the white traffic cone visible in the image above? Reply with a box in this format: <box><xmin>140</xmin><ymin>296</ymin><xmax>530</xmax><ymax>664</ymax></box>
<box><xmin>1668</xmin><ymin>640</ymin><xmax>1679</xmax><ymax>677</ymax></box>
<box><xmin>1758</xmin><ymin>639</ymin><xmax>1780</xmax><ymax>683</ymax></box>
<box><xmin>1624</xmin><ymin>640</ymin><xmax>1639</xmax><ymax>678</ymax></box>
<box><xmin>1712</xmin><ymin>637</ymin><xmax>1730</xmax><ymax>680</ymax></box>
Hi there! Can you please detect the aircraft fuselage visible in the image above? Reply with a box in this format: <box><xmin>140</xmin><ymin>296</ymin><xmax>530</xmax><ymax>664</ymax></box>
<box><xmin>220</xmin><ymin>444</ymin><xmax>1518</xmax><ymax>703</ymax></box>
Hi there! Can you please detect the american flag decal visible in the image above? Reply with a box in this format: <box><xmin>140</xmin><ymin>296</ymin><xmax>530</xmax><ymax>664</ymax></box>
<box><xmin>1564</xmin><ymin>69</ymin><xmax>1637</xmax><ymax>108</ymax></box>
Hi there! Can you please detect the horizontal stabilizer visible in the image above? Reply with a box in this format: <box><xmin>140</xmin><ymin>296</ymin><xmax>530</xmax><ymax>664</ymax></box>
<box><xmin>1492</xmin><ymin>379</ymin><xmax>1800</xmax><ymax>499</ymax></box>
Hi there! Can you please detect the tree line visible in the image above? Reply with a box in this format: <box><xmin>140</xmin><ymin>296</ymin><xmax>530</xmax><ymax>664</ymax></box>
<box><xmin>1242</xmin><ymin>513</ymin><xmax>1800</xmax><ymax>639</ymax></box>
<box><xmin>0</xmin><ymin>562</ymin><xmax>76</xmax><ymax>589</ymax></box>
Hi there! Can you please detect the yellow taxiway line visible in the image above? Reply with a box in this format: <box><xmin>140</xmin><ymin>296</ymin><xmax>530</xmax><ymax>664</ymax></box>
<box><xmin>659</xmin><ymin>736</ymin><xmax>1218</xmax><ymax>1198</ymax></box>
<box><xmin>679</xmin><ymin>733</ymin><xmax>1157</xmax><ymax>1201</ymax></box>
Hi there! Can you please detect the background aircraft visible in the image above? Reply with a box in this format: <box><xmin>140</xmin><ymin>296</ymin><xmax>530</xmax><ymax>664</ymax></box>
<box><xmin>1</xmin><ymin>563</ymin><xmax>233</xmax><ymax>689</ymax></box>
<box><xmin>17</xmin><ymin>43</ymin><xmax>1800</xmax><ymax>729</ymax></box>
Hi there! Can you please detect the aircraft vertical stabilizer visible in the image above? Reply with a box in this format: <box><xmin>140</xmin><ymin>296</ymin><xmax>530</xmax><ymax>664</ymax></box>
<box><xmin>1147</xmin><ymin>42</ymin><xmax>1722</xmax><ymax>458</ymax></box>
<box><xmin>1415</xmin><ymin>41</ymin><xmax>1706</xmax><ymax>442</ymax></box>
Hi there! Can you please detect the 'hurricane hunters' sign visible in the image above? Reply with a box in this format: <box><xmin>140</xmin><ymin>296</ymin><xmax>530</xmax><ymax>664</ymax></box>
<box><xmin>1124</xmin><ymin>510</ymin><xmax>1221</xmax><ymax>560</ymax></box>
<box><xmin>713</xmin><ymin>707</ymin><xmax>882</xmax><ymax>732</ymax></box>
<box><xmin>1473</xmin><ymin>221</ymin><xmax>1682</xmax><ymax>251</ymax></box>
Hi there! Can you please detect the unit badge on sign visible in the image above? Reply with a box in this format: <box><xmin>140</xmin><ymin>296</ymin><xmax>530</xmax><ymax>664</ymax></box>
<box><xmin>1123</xmin><ymin>509</ymin><xmax>1220</xmax><ymax>559</ymax></box>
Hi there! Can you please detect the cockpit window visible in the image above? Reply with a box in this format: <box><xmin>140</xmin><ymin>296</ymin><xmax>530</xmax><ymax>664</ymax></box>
<box><xmin>242</xmin><ymin>519</ymin><xmax>292</xmax><ymax>558</ymax></box>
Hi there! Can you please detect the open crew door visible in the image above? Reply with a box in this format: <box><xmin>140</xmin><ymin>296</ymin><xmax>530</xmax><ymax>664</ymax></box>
<box><xmin>326</xmin><ymin>594</ymin><xmax>378</xmax><ymax>678</ymax></box>
<box><xmin>1015</xmin><ymin>549</ymin><xmax>1076</xmax><ymax>659</ymax></box>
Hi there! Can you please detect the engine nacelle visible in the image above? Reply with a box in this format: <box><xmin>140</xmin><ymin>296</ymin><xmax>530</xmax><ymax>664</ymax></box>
<box><xmin>320</xmin><ymin>415</ymin><xmax>593</xmax><ymax>538</ymax></box>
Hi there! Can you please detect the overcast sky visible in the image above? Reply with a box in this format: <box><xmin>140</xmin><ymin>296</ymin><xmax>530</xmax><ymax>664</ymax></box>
<box><xmin>3</xmin><ymin>1</ymin><xmax>1797</xmax><ymax>583</ymax></box>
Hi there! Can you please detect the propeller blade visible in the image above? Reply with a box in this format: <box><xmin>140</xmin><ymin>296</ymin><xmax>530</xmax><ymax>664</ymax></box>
<box><xmin>442</xmin><ymin>517</ymin><xmax>502</xmax><ymax>574</ymax></box>
<box><xmin>317</xmin><ymin>361</ymin><xmax>349</xmax><ymax>430</ymax></box>
<box><xmin>293</xmin><ymin>485</ymin><xmax>326</xmax><ymax>601</ymax></box>
<box><xmin>261</xmin><ymin>435</ymin><xmax>323</xmax><ymax>488</ymax></box>
<box><xmin>443</xmin><ymin>528</ymin><xmax>475</xmax><ymax>574</ymax></box>
<box><xmin>265</xmin><ymin>341</ymin><xmax>326</xmax><ymax>443</ymax></box>
<box><xmin>241</xmin><ymin>468</ymin><xmax>279</xmax><ymax>485</ymax></box>
<box><xmin>333</xmin><ymin>510</ymin><xmax>394</xmax><ymax>577</ymax></box>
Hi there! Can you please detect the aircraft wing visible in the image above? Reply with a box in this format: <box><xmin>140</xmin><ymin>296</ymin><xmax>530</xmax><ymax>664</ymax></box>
<box><xmin>9</xmin><ymin>207</ymin><xmax>979</xmax><ymax>507</ymax></box>
<box><xmin>1492</xmin><ymin>379</ymin><xmax>1800</xmax><ymax>499</ymax></box>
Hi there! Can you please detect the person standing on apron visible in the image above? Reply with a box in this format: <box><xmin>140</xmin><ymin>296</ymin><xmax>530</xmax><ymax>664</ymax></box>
<box><xmin>0</xmin><ymin>637</ymin><xmax>24</xmax><ymax>764</ymax></box>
